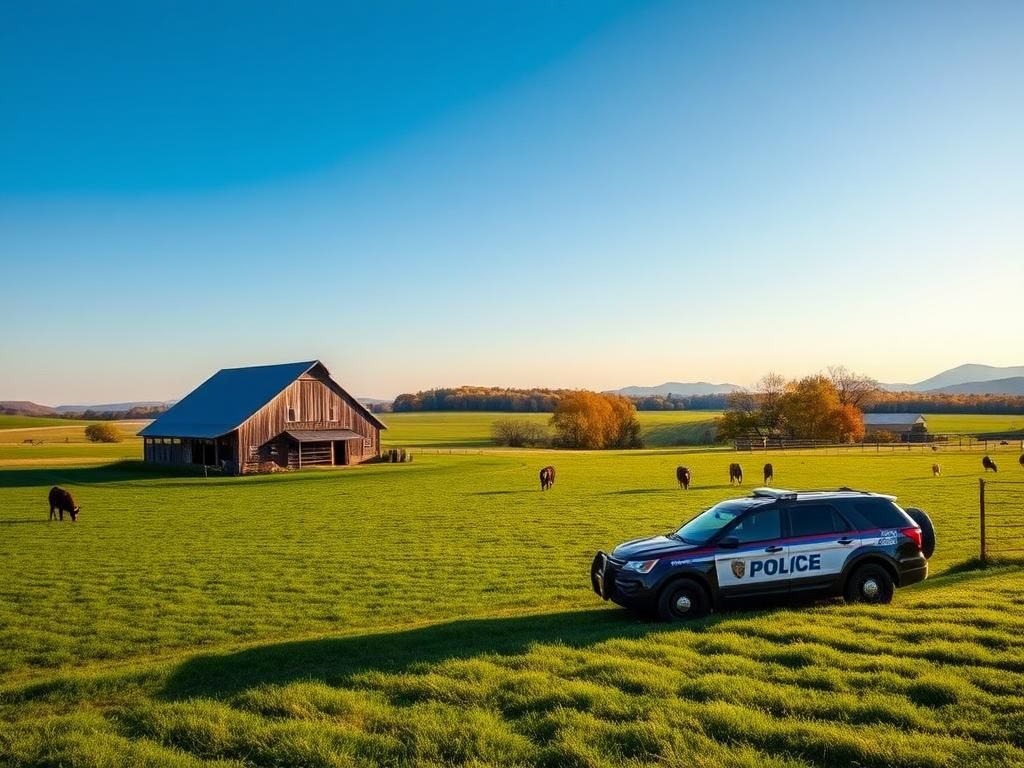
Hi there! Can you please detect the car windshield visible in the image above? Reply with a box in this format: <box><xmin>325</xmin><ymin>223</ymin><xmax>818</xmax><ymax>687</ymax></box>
<box><xmin>672</xmin><ymin>500</ymin><xmax>755</xmax><ymax>544</ymax></box>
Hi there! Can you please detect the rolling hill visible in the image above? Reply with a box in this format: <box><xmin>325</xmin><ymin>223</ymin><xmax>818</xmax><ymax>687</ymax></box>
<box><xmin>885</xmin><ymin>363</ymin><xmax>1024</xmax><ymax>392</ymax></box>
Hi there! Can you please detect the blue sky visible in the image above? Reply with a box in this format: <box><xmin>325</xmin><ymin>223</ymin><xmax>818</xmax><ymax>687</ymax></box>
<box><xmin>2</xmin><ymin>1</ymin><xmax>1022</xmax><ymax>403</ymax></box>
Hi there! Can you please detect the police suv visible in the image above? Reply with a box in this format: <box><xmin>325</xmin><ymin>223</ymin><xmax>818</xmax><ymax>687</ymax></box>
<box><xmin>591</xmin><ymin>488</ymin><xmax>935</xmax><ymax>621</ymax></box>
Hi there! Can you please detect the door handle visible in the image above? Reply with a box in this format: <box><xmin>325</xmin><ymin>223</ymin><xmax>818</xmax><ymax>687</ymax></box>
<box><xmin>837</xmin><ymin>538</ymin><xmax>853</xmax><ymax>545</ymax></box>
<box><xmin>764</xmin><ymin>545</ymin><xmax>783</xmax><ymax>553</ymax></box>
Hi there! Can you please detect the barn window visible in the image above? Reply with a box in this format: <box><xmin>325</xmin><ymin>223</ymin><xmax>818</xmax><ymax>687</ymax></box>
<box><xmin>287</xmin><ymin>405</ymin><xmax>297</xmax><ymax>422</ymax></box>
<box><xmin>363</xmin><ymin>437</ymin><xmax>372</xmax><ymax>450</ymax></box>
<box><xmin>328</xmin><ymin>405</ymin><xmax>337</xmax><ymax>422</ymax></box>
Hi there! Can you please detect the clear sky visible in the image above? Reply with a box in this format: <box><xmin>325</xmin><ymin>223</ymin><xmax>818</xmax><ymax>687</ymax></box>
<box><xmin>2</xmin><ymin>1</ymin><xmax>1022</xmax><ymax>404</ymax></box>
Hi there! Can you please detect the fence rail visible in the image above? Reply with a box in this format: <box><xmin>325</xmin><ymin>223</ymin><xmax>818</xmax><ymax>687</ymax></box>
<box><xmin>979</xmin><ymin>478</ymin><xmax>1024</xmax><ymax>563</ymax></box>
<box><xmin>735</xmin><ymin>437</ymin><xmax>1024</xmax><ymax>454</ymax></box>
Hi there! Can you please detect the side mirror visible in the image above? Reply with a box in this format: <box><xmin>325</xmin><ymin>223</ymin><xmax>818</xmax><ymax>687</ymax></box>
<box><xmin>718</xmin><ymin>536</ymin><xmax>739</xmax><ymax>549</ymax></box>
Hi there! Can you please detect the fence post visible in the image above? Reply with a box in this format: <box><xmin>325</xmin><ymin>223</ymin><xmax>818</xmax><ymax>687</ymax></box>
<box><xmin>979</xmin><ymin>478</ymin><xmax>987</xmax><ymax>566</ymax></box>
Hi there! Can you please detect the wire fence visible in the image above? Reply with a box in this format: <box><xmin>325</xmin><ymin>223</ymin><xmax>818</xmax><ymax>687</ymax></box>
<box><xmin>736</xmin><ymin>436</ymin><xmax>1024</xmax><ymax>456</ymax></box>
<box><xmin>979</xmin><ymin>478</ymin><xmax>1024</xmax><ymax>563</ymax></box>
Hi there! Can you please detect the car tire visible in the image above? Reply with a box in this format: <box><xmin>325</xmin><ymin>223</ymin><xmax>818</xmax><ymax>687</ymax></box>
<box><xmin>657</xmin><ymin>579</ymin><xmax>710</xmax><ymax>621</ymax></box>
<box><xmin>904</xmin><ymin>507</ymin><xmax>936</xmax><ymax>559</ymax></box>
<box><xmin>844</xmin><ymin>563</ymin><xmax>894</xmax><ymax>605</ymax></box>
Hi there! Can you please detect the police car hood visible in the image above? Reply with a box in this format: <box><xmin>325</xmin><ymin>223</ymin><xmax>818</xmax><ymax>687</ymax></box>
<box><xmin>613</xmin><ymin>534</ymin><xmax>699</xmax><ymax>560</ymax></box>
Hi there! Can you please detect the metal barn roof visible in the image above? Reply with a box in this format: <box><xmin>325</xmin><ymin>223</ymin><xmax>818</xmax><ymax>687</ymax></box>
<box><xmin>139</xmin><ymin>360</ymin><xmax>374</xmax><ymax>439</ymax></box>
<box><xmin>863</xmin><ymin>413</ymin><xmax>927</xmax><ymax>426</ymax></box>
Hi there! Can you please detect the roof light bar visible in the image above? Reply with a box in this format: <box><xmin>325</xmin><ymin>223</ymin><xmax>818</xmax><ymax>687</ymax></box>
<box><xmin>752</xmin><ymin>487</ymin><xmax>798</xmax><ymax>500</ymax></box>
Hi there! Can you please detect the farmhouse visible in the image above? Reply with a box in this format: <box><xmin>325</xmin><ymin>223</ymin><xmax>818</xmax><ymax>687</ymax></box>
<box><xmin>140</xmin><ymin>361</ymin><xmax>385</xmax><ymax>473</ymax></box>
<box><xmin>862</xmin><ymin>413</ymin><xmax>928</xmax><ymax>439</ymax></box>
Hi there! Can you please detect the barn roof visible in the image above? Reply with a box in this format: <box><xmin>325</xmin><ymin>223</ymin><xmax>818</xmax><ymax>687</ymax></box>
<box><xmin>139</xmin><ymin>361</ymin><xmax>386</xmax><ymax>438</ymax></box>
<box><xmin>863</xmin><ymin>413</ymin><xmax>927</xmax><ymax>426</ymax></box>
<box><xmin>284</xmin><ymin>429</ymin><xmax>364</xmax><ymax>442</ymax></box>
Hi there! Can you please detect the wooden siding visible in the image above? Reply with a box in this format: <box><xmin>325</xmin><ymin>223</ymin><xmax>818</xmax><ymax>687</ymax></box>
<box><xmin>237</xmin><ymin>364</ymin><xmax>380</xmax><ymax>473</ymax></box>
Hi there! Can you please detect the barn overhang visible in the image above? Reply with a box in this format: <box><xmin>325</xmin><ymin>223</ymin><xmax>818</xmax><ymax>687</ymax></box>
<box><xmin>281</xmin><ymin>429</ymin><xmax>364</xmax><ymax>442</ymax></box>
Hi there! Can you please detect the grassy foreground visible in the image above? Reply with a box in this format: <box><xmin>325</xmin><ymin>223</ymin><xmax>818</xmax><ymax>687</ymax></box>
<box><xmin>1</xmin><ymin>415</ymin><xmax>1023</xmax><ymax>766</ymax></box>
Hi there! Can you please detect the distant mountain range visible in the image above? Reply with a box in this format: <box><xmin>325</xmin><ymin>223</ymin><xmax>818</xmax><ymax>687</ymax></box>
<box><xmin>611</xmin><ymin>382</ymin><xmax>743</xmax><ymax>397</ymax></box>
<box><xmin>0</xmin><ymin>400</ymin><xmax>174</xmax><ymax>417</ymax></box>
<box><xmin>54</xmin><ymin>401</ymin><xmax>173</xmax><ymax>414</ymax></box>
<box><xmin>883</xmin><ymin>364</ymin><xmax>1024</xmax><ymax>395</ymax></box>
<box><xmin>5</xmin><ymin>364</ymin><xmax>1024</xmax><ymax>419</ymax></box>
<box><xmin>921</xmin><ymin>376</ymin><xmax>1024</xmax><ymax>396</ymax></box>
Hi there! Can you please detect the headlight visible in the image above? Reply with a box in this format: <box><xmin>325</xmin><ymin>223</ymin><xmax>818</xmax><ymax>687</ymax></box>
<box><xmin>622</xmin><ymin>559</ymin><xmax>659</xmax><ymax>574</ymax></box>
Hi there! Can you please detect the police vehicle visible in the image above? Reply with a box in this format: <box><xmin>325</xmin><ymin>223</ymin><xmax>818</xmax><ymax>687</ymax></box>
<box><xmin>591</xmin><ymin>487</ymin><xmax>935</xmax><ymax>621</ymax></box>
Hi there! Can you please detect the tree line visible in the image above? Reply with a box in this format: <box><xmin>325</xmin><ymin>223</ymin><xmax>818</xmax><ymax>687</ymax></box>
<box><xmin>392</xmin><ymin>386</ymin><xmax>728</xmax><ymax>412</ymax></box>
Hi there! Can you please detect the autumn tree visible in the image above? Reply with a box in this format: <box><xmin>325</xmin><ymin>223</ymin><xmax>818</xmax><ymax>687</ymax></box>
<box><xmin>550</xmin><ymin>391</ymin><xmax>642</xmax><ymax>449</ymax></box>
<box><xmin>827</xmin><ymin>365</ymin><xmax>879</xmax><ymax>408</ymax></box>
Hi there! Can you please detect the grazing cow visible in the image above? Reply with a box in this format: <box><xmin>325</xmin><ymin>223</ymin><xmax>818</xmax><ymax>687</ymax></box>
<box><xmin>676</xmin><ymin>466</ymin><xmax>691</xmax><ymax>490</ymax></box>
<box><xmin>932</xmin><ymin>463</ymin><xmax>940</xmax><ymax>477</ymax></box>
<box><xmin>982</xmin><ymin>455</ymin><xmax>998</xmax><ymax>473</ymax></box>
<box><xmin>539</xmin><ymin>465</ymin><xmax>556</xmax><ymax>491</ymax></box>
<box><xmin>1020</xmin><ymin>453</ymin><xmax>1024</xmax><ymax>469</ymax></box>
<box><xmin>763</xmin><ymin>463</ymin><xmax>774</xmax><ymax>485</ymax></box>
<box><xmin>48</xmin><ymin>486</ymin><xmax>79</xmax><ymax>521</ymax></box>
<box><xmin>729</xmin><ymin>463</ymin><xmax>743</xmax><ymax>485</ymax></box>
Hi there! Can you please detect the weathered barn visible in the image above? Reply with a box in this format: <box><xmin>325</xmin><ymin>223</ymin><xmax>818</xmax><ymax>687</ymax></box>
<box><xmin>863</xmin><ymin>413</ymin><xmax>928</xmax><ymax>438</ymax></box>
<box><xmin>139</xmin><ymin>361</ymin><xmax>386</xmax><ymax>473</ymax></box>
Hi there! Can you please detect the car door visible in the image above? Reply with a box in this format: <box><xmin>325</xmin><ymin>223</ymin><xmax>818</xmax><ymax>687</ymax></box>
<box><xmin>784</xmin><ymin>503</ymin><xmax>854</xmax><ymax>595</ymax></box>
<box><xmin>714</xmin><ymin>506</ymin><xmax>789</xmax><ymax>598</ymax></box>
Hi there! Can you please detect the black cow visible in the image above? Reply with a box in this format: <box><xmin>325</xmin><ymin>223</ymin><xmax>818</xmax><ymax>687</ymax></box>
<box><xmin>763</xmin><ymin>463</ymin><xmax>774</xmax><ymax>485</ymax></box>
<box><xmin>539</xmin><ymin>465</ymin><xmax>556</xmax><ymax>491</ymax></box>
<box><xmin>729</xmin><ymin>463</ymin><xmax>743</xmax><ymax>485</ymax></box>
<box><xmin>676</xmin><ymin>466</ymin><xmax>691</xmax><ymax>490</ymax></box>
<box><xmin>48</xmin><ymin>486</ymin><xmax>80</xmax><ymax>521</ymax></box>
<box><xmin>1019</xmin><ymin>453</ymin><xmax>1024</xmax><ymax>469</ymax></box>
<box><xmin>982</xmin><ymin>455</ymin><xmax>998</xmax><ymax>473</ymax></box>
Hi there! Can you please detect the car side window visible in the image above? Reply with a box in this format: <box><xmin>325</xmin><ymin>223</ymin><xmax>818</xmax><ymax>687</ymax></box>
<box><xmin>728</xmin><ymin>508</ymin><xmax>781</xmax><ymax>544</ymax></box>
<box><xmin>788</xmin><ymin>504</ymin><xmax>850</xmax><ymax>537</ymax></box>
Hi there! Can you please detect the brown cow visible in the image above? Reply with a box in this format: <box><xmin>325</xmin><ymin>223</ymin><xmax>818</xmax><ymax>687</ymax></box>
<box><xmin>1020</xmin><ymin>453</ymin><xmax>1024</xmax><ymax>469</ymax></box>
<box><xmin>932</xmin><ymin>463</ymin><xmax>940</xmax><ymax>477</ymax></box>
<box><xmin>676</xmin><ymin>466</ymin><xmax>691</xmax><ymax>490</ymax></box>
<box><xmin>729</xmin><ymin>463</ymin><xmax>743</xmax><ymax>485</ymax></box>
<box><xmin>539</xmin><ymin>465</ymin><xmax>556</xmax><ymax>491</ymax></box>
<box><xmin>763</xmin><ymin>463</ymin><xmax>773</xmax><ymax>485</ymax></box>
<box><xmin>48</xmin><ymin>486</ymin><xmax>80</xmax><ymax>521</ymax></box>
<box><xmin>982</xmin><ymin>455</ymin><xmax>998</xmax><ymax>473</ymax></box>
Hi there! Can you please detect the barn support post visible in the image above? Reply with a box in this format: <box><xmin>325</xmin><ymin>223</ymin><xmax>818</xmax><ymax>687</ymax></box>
<box><xmin>979</xmin><ymin>478</ymin><xmax>987</xmax><ymax>566</ymax></box>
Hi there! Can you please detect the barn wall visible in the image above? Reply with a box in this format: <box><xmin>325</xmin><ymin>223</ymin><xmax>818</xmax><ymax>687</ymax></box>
<box><xmin>237</xmin><ymin>365</ymin><xmax>381</xmax><ymax>473</ymax></box>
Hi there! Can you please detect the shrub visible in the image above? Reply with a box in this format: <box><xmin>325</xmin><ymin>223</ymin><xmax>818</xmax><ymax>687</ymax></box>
<box><xmin>84</xmin><ymin>423</ymin><xmax>122</xmax><ymax>443</ymax></box>
<box><xmin>492</xmin><ymin>419</ymin><xmax>550</xmax><ymax>447</ymax></box>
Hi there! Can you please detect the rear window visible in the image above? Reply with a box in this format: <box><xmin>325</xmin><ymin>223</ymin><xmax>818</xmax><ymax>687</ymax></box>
<box><xmin>788</xmin><ymin>504</ymin><xmax>850</xmax><ymax>537</ymax></box>
<box><xmin>851</xmin><ymin>500</ymin><xmax>910</xmax><ymax>529</ymax></box>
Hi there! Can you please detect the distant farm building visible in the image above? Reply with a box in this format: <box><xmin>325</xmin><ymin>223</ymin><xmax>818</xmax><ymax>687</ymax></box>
<box><xmin>863</xmin><ymin>413</ymin><xmax>928</xmax><ymax>440</ymax></box>
<box><xmin>140</xmin><ymin>361</ymin><xmax>386</xmax><ymax>474</ymax></box>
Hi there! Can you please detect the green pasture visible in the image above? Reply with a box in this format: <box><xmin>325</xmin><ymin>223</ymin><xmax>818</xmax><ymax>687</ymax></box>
<box><xmin>0</xmin><ymin>414</ymin><xmax>89</xmax><ymax>429</ymax></box>
<box><xmin>382</xmin><ymin>410</ymin><xmax>722</xmax><ymax>449</ymax></box>
<box><xmin>923</xmin><ymin>413</ymin><xmax>1024</xmax><ymax>435</ymax></box>
<box><xmin>1</xmin><ymin>426</ymin><xmax>1023</xmax><ymax>766</ymax></box>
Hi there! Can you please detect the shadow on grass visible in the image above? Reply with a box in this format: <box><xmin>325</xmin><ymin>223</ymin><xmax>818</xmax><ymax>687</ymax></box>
<box><xmin>473</xmin><ymin>490</ymin><xmax>535</xmax><ymax>496</ymax></box>
<box><xmin>160</xmin><ymin>608</ymin><xmax>732</xmax><ymax>702</ymax></box>
<box><xmin>0</xmin><ymin>461</ymin><xmax>234</xmax><ymax>488</ymax></box>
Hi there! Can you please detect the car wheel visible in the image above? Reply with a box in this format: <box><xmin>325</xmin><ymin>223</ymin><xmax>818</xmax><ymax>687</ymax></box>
<box><xmin>657</xmin><ymin>579</ymin><xmax>710</xmax><ymax>621</ymax></box>
<box><xmin>904</xmin><ymin>507</ymin><xmax>936</xmax><ymax>559</ymax></box>
<box><xmin>845</xmin><ymin>563</ymin><xmax>894</xmax><ymax>605</ymax></box>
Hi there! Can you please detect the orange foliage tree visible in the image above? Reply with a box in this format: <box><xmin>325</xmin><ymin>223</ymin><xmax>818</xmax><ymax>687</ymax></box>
<box><xmin>550</xmin><ymin>391</ymin><xmax>642</xmax><ymax>449</ymax></box>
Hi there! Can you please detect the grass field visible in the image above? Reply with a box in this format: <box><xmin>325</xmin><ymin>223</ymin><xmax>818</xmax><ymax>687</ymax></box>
<box><xmin>0</xmin><ymin>414</ymin><xmax>89</xmax><ymax>429</ymax></box>
<box><xmin>381</xmin><ymin>411</ymin><xmax>723</xmax><ymax>449</ymax></box>
<box><xmin>1</xmin><ymin>414</ymin><xmax>1023</xmax><ymax>766</ymax></box>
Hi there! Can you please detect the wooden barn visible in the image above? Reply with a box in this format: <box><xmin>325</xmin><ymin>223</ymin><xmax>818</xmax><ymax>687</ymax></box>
<box><xmin>139</xmin><ymin>360</ymin><xmax>386</xmax><ymax>474</ymax></box>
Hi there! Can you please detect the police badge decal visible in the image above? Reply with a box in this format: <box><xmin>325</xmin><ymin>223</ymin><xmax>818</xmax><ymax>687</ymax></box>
<box><xmin>731</xmin><ymin>559</ymin><xmax>745</xmax><ymax>578</ymax></box>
